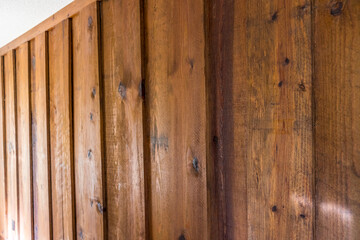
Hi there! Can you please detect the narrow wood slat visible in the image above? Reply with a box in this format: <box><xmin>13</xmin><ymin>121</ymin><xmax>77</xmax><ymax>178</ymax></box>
<box><xmin>314</xmin><ymin>0</ymin><xmax>360</xmax><ymax>239</ymax></box>
<box><xmin>144</xmin><ymin>0</ymin><xmax>208</xmax><ymax>238</ymax></box>
<box><xmin>4</xmin><ymin>51</ymin><xmax>18</xmax><ymax>240</ymax></box>
<box><xmin>48</xmin><ymin>20</ymin><xmax>75</xmax><ymax>240</ymax></box>
<box><xmin>101</xmin><ymin>0</ymin><xmax>145</xmax><ymax>239</ymax></box>
<box><xmin>16</xmin><ymin>42</ymin><xmax>33</xmax><ymax>239</ymax></box>
<box><xmin>207</xmin><ymin>0</ymin><xmax>314</xmax><ymax>238</ymax></box>
<box><xmin>0</xmin><ymin>56</ymin><xmax>8</xmax><ymax>240</ymax></box>
<box><xmin>30</xmin><ymin>33</ymin><xmax>52</xmax><ymax>240</ymax></box>
<box><xmin>72</xmin><ymin>3</ymin><xmax>105</xmax><ymax>239</ymax></box>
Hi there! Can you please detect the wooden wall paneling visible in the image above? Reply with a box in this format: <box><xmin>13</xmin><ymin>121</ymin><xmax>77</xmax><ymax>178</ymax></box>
<box><xmin>72</xmin><ymin>3</ymin><xmax>105</xmax><ymax>239</ymax></box>
<box><xmin>48</xmin><ymin>19</ymin><xmax>75</xmax><ymax>240</ymax></box>
<box><xmin>0</xmin><ymin>0</ymin><xmax>102</xmax><ymax>56</ymax></box>
<box><xmin>206</xmin><ymin>0</ymin><xmax>314</xmax><ymax>239</ymax></box>
<box><xmin>30</xmin><ymin>33</ymin><xmax>52</xmax><ymax>240</ymax></box>
<box><xmin>0</xmin><ymin>56</ymin><xmax>7</xmax><ymax>240</ymax></box>
<box><xmin>16</xmin><ymin>42</ymin><xmax>33</xmax><ymax>239</ymax></box>
<box><xmin>144</xmin><ymin>0</ymin><xmax>208</xmax><ymax>239</ymax></box>
<box><xmin>314</xmin><ymin>0</ymin><xmax>360</xmax><ymax>239</ymax></box>
<box><xmin>4</xmin><ymin>51</ymin><xmax>18</xmax><ymax>240</ymax></box>
<box><xmin>101</xmin><ymin>0</ymin><xmax>145</xmax><ymax>239</ymax></box>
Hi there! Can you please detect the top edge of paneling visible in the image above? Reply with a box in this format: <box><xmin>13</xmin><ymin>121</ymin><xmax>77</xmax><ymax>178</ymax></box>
<box><xmin>0</xmin><ymin>0</ymin><xmax>101</xmax><ymax>56</ymax></box>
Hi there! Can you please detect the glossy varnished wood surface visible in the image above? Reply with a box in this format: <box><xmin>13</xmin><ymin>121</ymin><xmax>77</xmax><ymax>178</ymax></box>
<box><xmin>72</xmin><ymin>3</ymin><xmax>105</xmax><ymax>239</ymax></box>
<box><xmin>48</xmin><ymin>20</ymin><xmax>75</xmax><ymax>240</ymax></box>
<box><xmin>314</xmin><ymin>0</ymin><xmax>360</xmax><ymax>239</ymax></box>
<box><xmin>101</xmin><ymin>0</ymin><xmax>145</xmax><ymax>239</ymax></box>
<box><xmin>16</xmin><ymin>42</ymin><xmax>33</xmax><ymax>239</ymax></box>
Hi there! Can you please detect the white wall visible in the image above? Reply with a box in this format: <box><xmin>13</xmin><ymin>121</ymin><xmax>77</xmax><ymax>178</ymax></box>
<box><xmin>0</xmin><ymin>0</ymin><xmax>73</xmax><ymax>48</ymax></box>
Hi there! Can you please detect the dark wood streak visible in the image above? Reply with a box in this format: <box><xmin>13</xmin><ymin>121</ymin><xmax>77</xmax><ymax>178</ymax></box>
<box><xmin>206</xmin><ymin>0</ymin><xmax>238</xmax><ymax>238</ymax></box>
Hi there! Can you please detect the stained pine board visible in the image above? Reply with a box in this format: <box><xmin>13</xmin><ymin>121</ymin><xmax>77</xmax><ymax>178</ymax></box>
<box><xmin>4</xmin><ymin>51</ymin><xmax>18</xmax><ymax>240</ymax></box>
<box><xmin>72</xmin><ymin>3</ymin><xmax>105</xmax><ymax>239</ymax></box>
<box><xmin>101</xmin><ymin>0</ymin><xmax>145</xmax><ymax>239</ymax></box>
<box><xmin>0</xmin><ymin>56</ymin><xmax>7</xmax><ymax>239</ymax></box>
<box><xmin>30</xmin><ymin>33</ymin><xmax>52</xmax><ymax>240</ymax></box>
<box><xmin>144</xmin><ymin>0</ymin><xmax>208</xmax><ymax>239</ymax></box>
<box><xmin>16</xmin><ymin>42</ymin><xmax>33</xmax><ymax>239</ymax></box>
<box><xmin>48</xmin><ymin>19</ymin><xmax>75</xmax><ymax>240</ymax></box>
<box><xmin>207</xmin><ymin>0</ymin><xmax>314</xmax><ymax>238</ymax></box>
<box><xmin>314</xmin><ymin>0</ymin><xmax>360</xmax><ymax>239</ymax></box>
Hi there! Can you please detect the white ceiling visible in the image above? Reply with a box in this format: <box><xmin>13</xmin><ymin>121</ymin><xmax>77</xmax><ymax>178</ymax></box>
<box><xmin>0</xmin><ymin>0</ymin><xmax>73</xmax><ymax>48</ymax></box>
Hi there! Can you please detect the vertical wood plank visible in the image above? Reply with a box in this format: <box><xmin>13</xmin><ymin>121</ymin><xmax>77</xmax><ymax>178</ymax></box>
<box><xmin>72</xmin><ymin>3</ymin><xmax>104</xmax><ymax>239</ymax></box>
<box><xmin>314</xmin><ymin>0</ymin><xmax>360</xmax><ymax>239</ymax></box>
<box><xmin>0</xmin><ymin>56</ymin><xmax>7</xmax><ymax>240</ymax></box>
<box><xmin>101</xmin><ymin>0</ymin><xmax>145</xmax><ymax>239</ymax></box>
<box><xmin>144</xmin><ymin>0</ymin><xmax>208</xmax><ymax>239</ymax></box>
<box><xmin>16</xmin><ymin>42</ymin><xmax>33</xmax><ymax>240</ymax></box>
<box><xmin>48</xmin><ymin>20</ymin><xmax>75</xmax><ymax>240</ymax></box>
<box><xmin>30</xmin><ymin>33</ymin><xmax>52</xmax><ymax>240</ymax></box>
<box><xmin>245</xmin><ymin>0</ymin><xmax>314</xmax><ymax>239</ymax></box>
<box><xmin>206</xmin><ymin>0</ymin><xmax>314</xmax><ymax>239</ymax></box>
<box><xmin>4</xmin><ymin>51</ymin><xmax>18</xmax><ymax>240</ymax></box>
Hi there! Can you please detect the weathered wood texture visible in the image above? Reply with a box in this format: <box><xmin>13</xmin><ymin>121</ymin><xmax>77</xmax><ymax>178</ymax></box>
<box><xmin>0</xmin><ymin>0</ymin><xmax>358</xmax><ymax>239</ymax></box>
<box><xmin>314</xmin><ymin>0</ymin><xmax>360</xmax><ymax>239</ymax></box>
<box><xmin>72</xmin><ymin>3</ymin><xmax>105</xmax><ymax>239</ymax></box>
<box><xmin>48</xmin><ymin>20</ymin><xmax>75</xmax><ymax>240</ymax></box>
<box><xmin>4</xmin><ymin>51</ymin><xmax>19</xmax><ymax>240</ymax></box>
<box><xmin>144</xmin><ymin>0</ymin><xmax>208</xmax><ymax>239</ymax></box>
<box><xmin>0</xmin><ymin>56</ymin><xmax>7</xmax><ymax>239</ymax></box>
<box><xmin>16</xmin><ymin>42</ymin><xmax>33</xmax><ymax>240</ymax></box>
<box><xmin>30</xmin><ymin>33</ymin><xmax>52</xmax><ymax>240</ymax></box>
<box><xmin>206</xmin><ymin>0</ymin><xmax>314</xmax><ymax>239</ymax></box>
<box><xmin>101</xmin><ymin>0</ymin><xmax>145</xmax><ymax>239</ymax></box>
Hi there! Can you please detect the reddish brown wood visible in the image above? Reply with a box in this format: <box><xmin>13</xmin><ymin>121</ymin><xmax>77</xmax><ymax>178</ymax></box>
<box><xmin>144</xmin><ymin>0</ymin><xmax>208</xmax><ymax>239</ymax></box>
<box><xmin>72</xmin><ymin>3</ymin><xmax>105</xmax><ymax>239</ymax></box>
<box><xmin>30</xmin><ymin>33</ymin><xmax>52</xmax><ymax>240</ymax></box>
<box><xmin>16</xmin><ymin>42</ymin><xmax>33</xmax><ymax>239</ymax></box>
<box><xmin>0</xmin><ymin>55</ymin><xmax>8</xmax><ymax>240</ymax></box>
<box><xmin>4</xmin><ymin>51</ymin><xmax>18</xmax><ymax>240</ymax></box>
<box><xmin>101</xmin><ymin>0</ymin><xmax>145</xmax><ymax>238</ymax></box>
<box><xmin>48</xmin><ymin>19</ymin><xmax>75</xmax><ymax>240</ymax></box>
<box><xmin>206</xmin><ymin>0</ymin><xmax>314</xmax><ymax>239</ymax></box>
<box><xmin>314</xmin><ymin>0</ymin><xmax>360</xmax><ymax>239</ymax></box>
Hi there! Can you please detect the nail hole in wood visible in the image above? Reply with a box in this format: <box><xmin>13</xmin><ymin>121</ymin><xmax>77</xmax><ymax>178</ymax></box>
<box><xmin>87</xmin><ymin>149</ymin><xmax>93</xmax><ymax>159</ymax></box>
<box><xmin>91</xmin><ymin>87</ymin><xmax>96</xmax><ymax>98</ymax></box>
<box><xmin>193</xmin><ymin>157</ymin><xmax>200</xmax><ymax>173</ymax></box>
<box><xmin>272</xmin><ymin>205</ymin><xmax>277</xmax><ymax>212</ymax></box>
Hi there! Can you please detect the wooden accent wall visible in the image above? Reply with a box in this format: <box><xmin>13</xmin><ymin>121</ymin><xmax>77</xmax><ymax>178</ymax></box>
<box><xmin>0</xmin><ymin>0</ymin><xmax>359</xmax><ymax>239</ymax></box>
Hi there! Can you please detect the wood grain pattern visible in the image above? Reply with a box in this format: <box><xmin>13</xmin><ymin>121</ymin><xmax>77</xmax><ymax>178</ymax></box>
<box><xmin>30</xmin><ymin>33</ymin><xmax>52</xmax><ymax>240</ymax></box>
<box><xmin>72</xmin><ymin>3</ymin><xmax>105</xmax><ymax>239</ymax></box>
<box><xmin>48</xmin><ymin>20</ymin><xmax>75</xmax><ymax>240</ymax></box>
<box><xmin>0</xmin><ymin>56</ymin><xmax>7</xmax><ymax>240</ymax></box>
<box><xmin>0</xmin><ymin>0</ymin><xmax>359</xmax><ymax>239</ymax></box>
<box><xmin>101</xmin><ymin>0</ymin><xmax>145</xmax><ymax>239</ymax></box>
<box><xmin>144</xmin><ymin>0</ymin><xmax>208</xmax><ymax>239</ymax></box>
<box><xmin>4</xmin><ymin>51</ymin><xmax>18</xmax><ymax>240</ymax></box>
<box><xmin>314</xmin><ymin>0</ymin><xmax>360</xmax><ymax>239</ymax></box>
<box><xmin>16</xmin><ymin>42</ymin><xmax>33</xmax><ymax>240</ymax></box>
<box><xmin>206</xmin><ymin>0</ymin><xmax>314</xmax><ymax>239</ymax></box>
